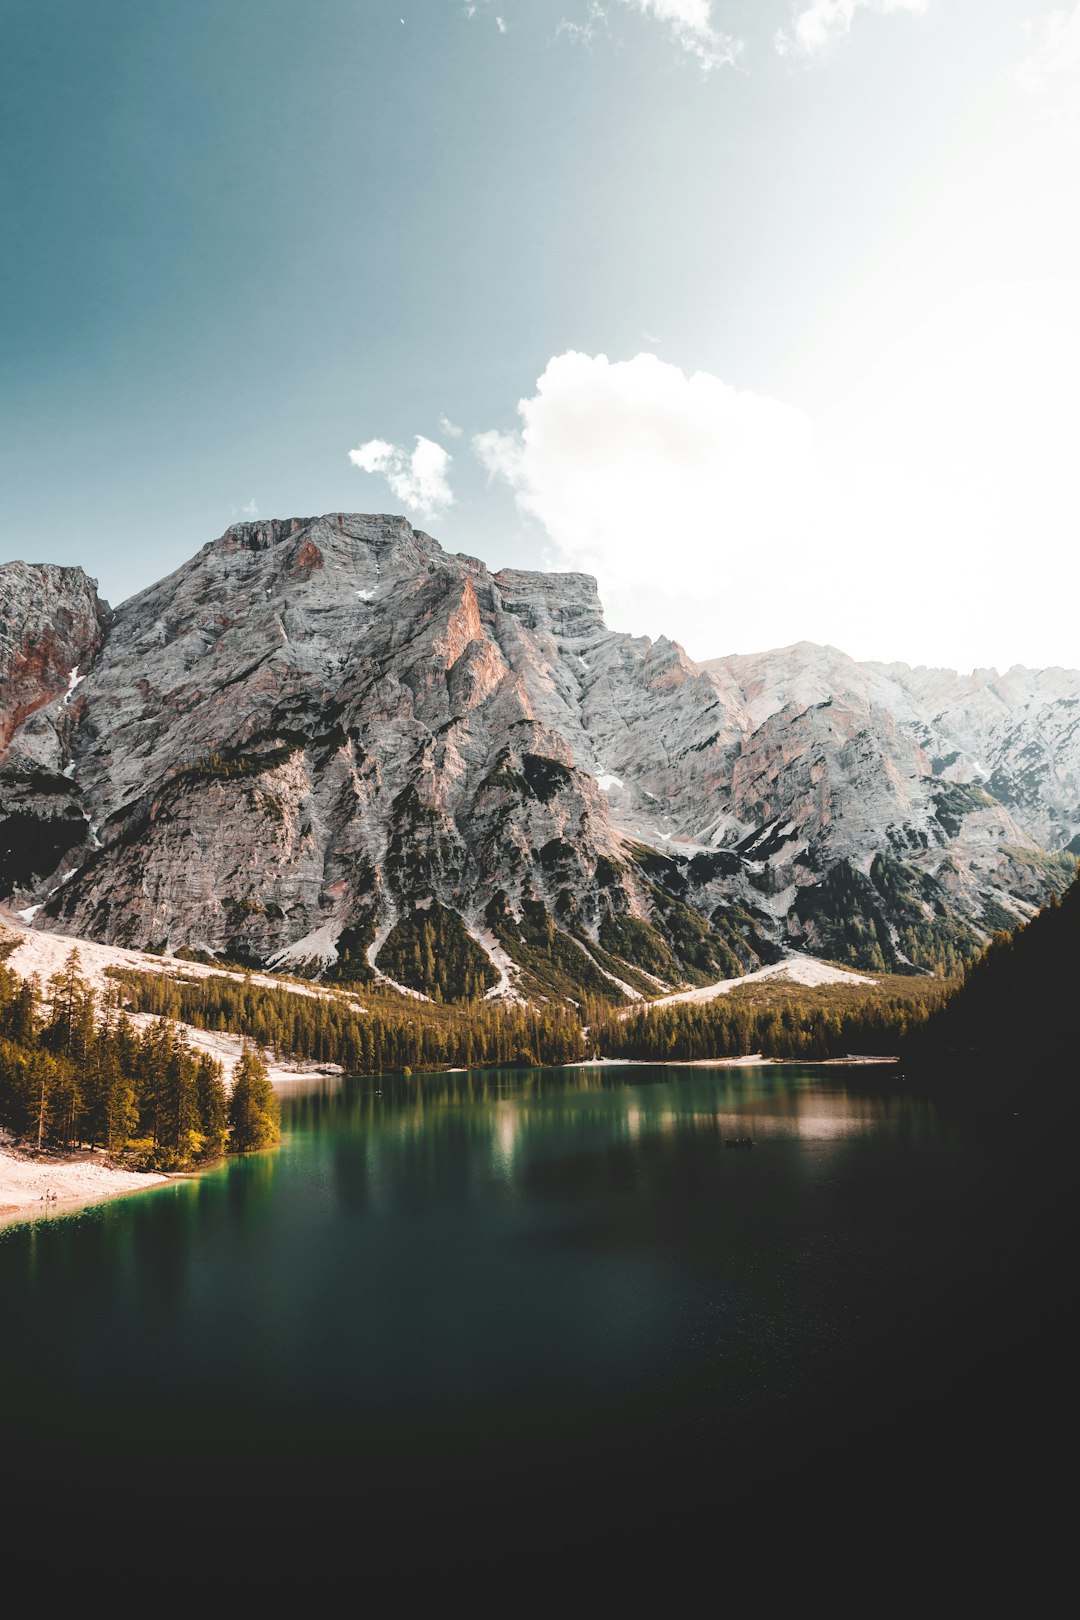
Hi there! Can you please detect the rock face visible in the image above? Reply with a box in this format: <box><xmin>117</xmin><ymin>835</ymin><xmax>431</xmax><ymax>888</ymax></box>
<box><xmin>1</xmin><ymin>516</ymin><xmax>1076</xmax><ymax>996</ymax></box>
<box><xmin>0</xmin><ymin>563</ymin><xmax>110</xmax><ymax>754</ymax></box>
<box><xmin>0</xmin><ymin>564</ymin><xmax>111</xmax><ymax>895</ymax></box>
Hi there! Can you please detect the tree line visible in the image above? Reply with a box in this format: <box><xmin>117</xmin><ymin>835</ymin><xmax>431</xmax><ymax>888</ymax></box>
<box><xmin>0</xmin><ymin>947</ymin><xmax>279</xmax><ymax>1167</ymax></box>
<box><xmin>109</xmin><ymin>958</ymin><xmax>954</xmax><ymax>1073</ymax></box>
<box><xmin>108</xmin><ymin>966</ymin><xmax>588</xmax><ymax>1073</ymax></box>
<box><xmin>6</xmin><ymin>865</ymin><xmax>1072</xmax><ymax>1167</ymax></box>
<box><xmin>589</xmin><ymin>978</ymin><xmax>950</xmax><ymax>1064</ymax></box>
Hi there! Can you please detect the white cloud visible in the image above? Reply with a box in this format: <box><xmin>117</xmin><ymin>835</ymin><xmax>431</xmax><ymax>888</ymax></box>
<box><xmin>1017</xmin><ymin>5</ymin><xmax>1080</xmax><ymax>129</ymax></box>
<box><xmin>472</xmin><ymin>303</ymin><xmax>1080</xmax><ymax>669</ymax></box>
<box><xmin>617</xmin><ymin>0</ymin><xmax>741</xmax><ymax>69</ymax></box>
<box><xmin>439</xmin><ymin>413</ymin><xmax>464</xmax><ymax>438</ymax></box>
<box><xmin>241</xmin><ymin>498</ymin><xmax>258</xmax><ymax>517</ymax></box>
<box><xmin>473</xmin><ymin>350</ymin><xmax>814</xmax><ymax>645</ymax></box>
<box><xmin>348</xmin><ymin>435</ymin><xmax>454</xmax><ymax>519</ymax></box>
<box><xmin>775</xmin><ymin>0</ymin><xmax>926</xmax><ymax>59</ymax></box>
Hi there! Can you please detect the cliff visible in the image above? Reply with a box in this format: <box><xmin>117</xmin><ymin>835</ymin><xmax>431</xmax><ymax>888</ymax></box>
<box><xmin>2</xmin><ymin>515</ymin><xmax>1075</xmax><ymax>998</ymax></box>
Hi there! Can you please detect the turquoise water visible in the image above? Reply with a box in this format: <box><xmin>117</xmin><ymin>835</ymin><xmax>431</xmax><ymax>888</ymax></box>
<box><xmin>0</xmin><ymin>1063</ymin><xmax>1062</xmax><ymax>1580</ymax></box>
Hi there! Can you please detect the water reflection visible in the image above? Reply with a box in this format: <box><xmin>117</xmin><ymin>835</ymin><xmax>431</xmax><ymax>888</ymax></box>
<box><xmin>283</xmin><ymin>1061</ymin><xmax>938</xmax><ymax>1166</ymax></box>
<box><xmin>0</xmin><ymin>1063</ymin><xmax>968</xmax><ymax>1441</ymax></box>
<box><xmin>0</xmin><ymin>1060</ymin><xmax>1066</xmax><ymax>1579</ymax></box>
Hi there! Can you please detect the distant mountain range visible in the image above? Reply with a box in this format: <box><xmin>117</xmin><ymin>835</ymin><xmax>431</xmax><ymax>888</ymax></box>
<box><xmin>1</xmin><ymin>513</ymin><xmax>1076</xmax><ymax>1002</ymax></box>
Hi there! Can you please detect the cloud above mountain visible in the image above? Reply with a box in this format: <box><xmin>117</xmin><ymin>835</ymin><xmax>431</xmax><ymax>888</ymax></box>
<box><xmin>473</xmin><ymin>350</ymin><xmax>814</xmax><ymax>644</ymax></box>
<box><xmin>472</xmin><ymin>281</ymin><xmax>1080</xmax><ymax>667</ymax></box>
<box><xmin>472</xmin><ymin>351</ymin><xmax>812</xmax><ymax>574</ymax></box>
<box><xmin>349</xmin><ymin>436</ymin><xmax>454</xmax><ymax>519</ymax></box>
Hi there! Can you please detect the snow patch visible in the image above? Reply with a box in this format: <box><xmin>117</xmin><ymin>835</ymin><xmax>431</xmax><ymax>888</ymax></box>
<box><xmin>0</xmin><ymin>912</ymin><xmax>348</xmax><ymax>1005</ymax></box>
<box><xmin>366</xmin><ymin>916</ymin><xmax>432</xmax><ymax>1002</ymax></box>
<box><xmin>268</xmin><ymin>921</ymin><xmax>341</xmax><ymax>970</ymax></box>
<box><xmin>62</xmin><ymin>762</ymin><xmax>76</xmax><ymax>779</ymax></box>
<box><xmin>356</xmin><ymin>589</ymin><xmax>375</xmax><ymax>601</ymax></box>
<box><xmin>885</xmin><ymin>920</ymin><xmax>916</xmax><ymax>969</ymax></box>
<box><xmin>760</xmin><ymin>883</ymin><xmax>797</xmax><ymax>919</ymax></box>
<box><xmin>465</xmin><ymin>925</ymin><xmax>526</xmax><ymax>1004</ymax></box>
<box><xmin>569</xmin><ymin>936</ymin><xmax>643</xmax><ymax>1001</ymax></box>
<box><xmin>596</xmin><ymin>773</ymin><xmax>624</xmax><ymax>793</ymax></box>
<box><xmin>119</xmin><ymin>1012</ymin><xmax>342</xmax><ymax>1089</ymax></box>
<box><xmin>561</xmin><ymin>1057</ymin><xmax>635</xmax><ymax>1068</ymax></box>
<box><xmin>628</xmin><ymin>953</ymin><xmax>877</xmax><ymax>1016</ymax></box>
<box><xmin>762</xmin><ymin>956</ymin><xmax>877</xmax><ymax>989</ymax></box>
<box><xmin>0</xmin><ymin>915</ymin><xmax>350</xmax><ymax>1093</ymax></box>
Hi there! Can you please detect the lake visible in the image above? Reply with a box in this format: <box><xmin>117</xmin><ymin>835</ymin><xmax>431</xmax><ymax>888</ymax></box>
<box><xmin>0</xmin><ymin>1063</ymin><xmax>1066</xmax><ymax>1587</ymax></box>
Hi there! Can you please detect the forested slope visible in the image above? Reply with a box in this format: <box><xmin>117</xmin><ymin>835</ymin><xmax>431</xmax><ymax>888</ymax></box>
<box><xmin>903</xmin><ymin>872</ymin><xmax>1079</xmax><ymax>1081</ymax></box>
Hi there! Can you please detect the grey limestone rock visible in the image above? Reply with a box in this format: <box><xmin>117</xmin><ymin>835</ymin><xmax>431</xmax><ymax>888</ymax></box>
<box><xmin>2</xmin><ymin>517</ymin><xmax>1076</xmax><ymax>989</ymax></box>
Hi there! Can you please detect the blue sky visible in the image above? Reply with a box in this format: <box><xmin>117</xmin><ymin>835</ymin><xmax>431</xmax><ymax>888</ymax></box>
<box><xmin>3</xmin><ymin>1</ymin><xmax>1078</xmax><ymax>668</ymax></box>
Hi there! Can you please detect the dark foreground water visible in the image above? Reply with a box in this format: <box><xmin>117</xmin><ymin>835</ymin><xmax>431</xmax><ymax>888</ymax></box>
<box><xmin>1</xmin><ymin>1064</ymin><xmax>1070</xmax><ymax>1590</ymax></box>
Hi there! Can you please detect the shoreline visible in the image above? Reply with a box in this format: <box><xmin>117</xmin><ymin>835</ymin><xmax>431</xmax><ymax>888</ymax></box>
<box><xmin>0</xmin><ymin>1143</ymin><xmax>176</xmax><ymax>1233</ymax></box>
<box><xmin>0</xmin><ymin>1054</ymin><xmax>899</xmax><ymax>1229</ymax></box>
<box><xmin>673</xmin><ymin>1054</ymin><xmax>897</xmax><ymax>1067</ymax></box>
<box><xmin>566</xmin><ymin>1053</ymin><xmax>898</xmax><ymax>1069</ymax></box>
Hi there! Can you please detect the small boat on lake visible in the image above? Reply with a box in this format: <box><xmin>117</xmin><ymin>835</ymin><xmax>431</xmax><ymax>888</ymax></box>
<box><xmin>725</xmin><ymin>1136</ymin><xmax>755</xmax><ymax>1150</ymax></box>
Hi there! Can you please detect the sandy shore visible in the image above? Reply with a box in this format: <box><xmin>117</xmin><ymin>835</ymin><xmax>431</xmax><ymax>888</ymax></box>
<box><xmin>670</xmin><ymin>1052</ymin><xmax>897</xmax><ymax>1067</ymax></box>
<box><xmin>0</xmin><ymin>1049</ymin><xmax>897</xmax><ymax>1229</ymax></box>
<box><xmin>0</xmin><ymin>1143</ymin><xmax>172</xmax><ymax>1231</ymax></box>
<box><xmin>574</xmin><ymin>1052</ymin><xmax>897</xmax><ymax>1068</ymax></box>
<box><xmin>0</xmin><ymin>916</ymin><xmax>895</xmax><ymax>1229</ymax></box>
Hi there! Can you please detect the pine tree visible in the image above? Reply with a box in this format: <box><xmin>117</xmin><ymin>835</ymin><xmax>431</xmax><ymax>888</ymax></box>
<box><xmin>195</xmin><ymin>1054</ymin><xmax>228</xmax><ymax>1157</ymax></box>
<box><xmin>227</xmin><ymin>1048</ymin><xmax>281</xmax><ymax>1151</ymax></box>
<box><xmin>1</xmin><ymin>976</ymin><xmax>38</xmax><ymax>1045</ymax></box>
<box><xmin>159</xmin><ymin>1027</ymin><xmax>199</xmax><ymax>1166</ymax></box>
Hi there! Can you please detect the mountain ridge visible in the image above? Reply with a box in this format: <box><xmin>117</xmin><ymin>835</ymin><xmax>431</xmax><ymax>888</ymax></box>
<box><xmin>1</xmin><ymin>513</ymin><xmax>1076</xmax><ymax>1001</ymax></box>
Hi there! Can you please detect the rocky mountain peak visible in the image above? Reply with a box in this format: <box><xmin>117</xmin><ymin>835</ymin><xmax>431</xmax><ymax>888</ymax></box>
<box><xmin>208</xmin><ymin>511</ymin><xmax>446</xmax><ymax>567</ymax></box>
<box><xmin>1</xmin><ymin>517</ymin><xmax>1077</xmax><ymax>997</ymax></box>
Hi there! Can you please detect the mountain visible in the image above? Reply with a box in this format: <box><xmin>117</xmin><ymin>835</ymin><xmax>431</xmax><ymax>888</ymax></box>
<box><xmin>0</xmin><ymin>561</ymin><xmax>111</xmax><ymax>896</ymax></box>
<box><xmin>1</xmin><ymin>514</ymin><xmax>1076</xmax><ymax>1001</ymax></box>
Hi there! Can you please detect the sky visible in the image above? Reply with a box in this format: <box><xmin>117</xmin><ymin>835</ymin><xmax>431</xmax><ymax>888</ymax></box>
<box><xmin>3</xmin><ymin>0</ymin><xmax>1079</xmax><ymax>671</ymax></box>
